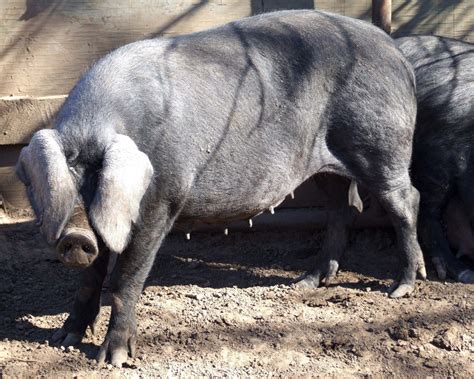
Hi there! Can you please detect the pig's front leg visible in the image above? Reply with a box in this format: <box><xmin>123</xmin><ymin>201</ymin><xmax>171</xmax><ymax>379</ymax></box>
<box><xmin>52</xmin><ymin>249</ymin><xmax>110</xmax><ymax>346</ymax></box>
<box><xmin>96</xmin><ymin>203</ymin><xmax>174</xmax><ymax>367</ymax></box>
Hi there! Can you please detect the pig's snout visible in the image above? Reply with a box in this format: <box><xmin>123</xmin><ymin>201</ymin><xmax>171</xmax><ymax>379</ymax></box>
<box><xmin>56</xmin><ymin>228</ymin><xmax>99</xmax><ymax>268</ymax></box>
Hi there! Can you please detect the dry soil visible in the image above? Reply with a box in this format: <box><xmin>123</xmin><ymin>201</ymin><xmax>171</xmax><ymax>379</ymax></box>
<box><xmin>0</xmin><ymin>210</ymin><xmax>473</xmax><ymax>377</ymax></box>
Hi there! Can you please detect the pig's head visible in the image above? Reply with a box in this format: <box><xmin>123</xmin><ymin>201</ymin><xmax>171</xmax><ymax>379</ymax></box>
<box><xmin>15</xmin><ymin>129</ymin><xmax>154</xmax><ymax>268</ymax></box>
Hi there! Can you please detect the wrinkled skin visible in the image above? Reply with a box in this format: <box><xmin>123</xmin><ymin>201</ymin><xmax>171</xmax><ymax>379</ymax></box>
<box><xmin>16</xmin><ymin>11</ymin><xmax>425</xmax><ymax>367</ymax></box>
<box><xmin>56</xmin><ymin>201</ymin><xmax>99</xmax><ymax>268</ymax></box>
<box><xmin>396</xmin><ymin>36</ymin><xmax>474</xmax><ymax>284</ymax></box>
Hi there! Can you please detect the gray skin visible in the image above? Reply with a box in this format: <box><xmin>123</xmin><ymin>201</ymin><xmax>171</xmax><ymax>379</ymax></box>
<box><xmin>396</xmin><ymin>36</ymin><xmax>474</xmax><ymax>284</ymax></box>
<box><xmin>16</xmin><ymin>10</ymin><xmax>426</xmax><ymax>367</ymax></box>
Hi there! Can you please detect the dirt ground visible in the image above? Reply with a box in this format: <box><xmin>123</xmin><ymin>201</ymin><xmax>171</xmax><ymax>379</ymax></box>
<box><xmin>0</xmin><ymin>209</ymin><xmax>472</xmax><ymax>378</ymax></box>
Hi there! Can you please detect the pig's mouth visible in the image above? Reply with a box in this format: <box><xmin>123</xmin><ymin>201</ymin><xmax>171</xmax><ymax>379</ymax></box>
<box><xmin>56</xmin><ymin>227</ymin><xmax>99</xmax><ymax>268</ymax></box>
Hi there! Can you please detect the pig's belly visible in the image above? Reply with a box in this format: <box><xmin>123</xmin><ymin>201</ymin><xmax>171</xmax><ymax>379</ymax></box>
<box><xmin>171</xmin><ymin>137</ymin><xmax>322</xmax><ymax>230</ymax></box>
<box><xmin>174</xmin><ymin>181</ymin><xmax>298</xmax><ymax>230</ymax></box>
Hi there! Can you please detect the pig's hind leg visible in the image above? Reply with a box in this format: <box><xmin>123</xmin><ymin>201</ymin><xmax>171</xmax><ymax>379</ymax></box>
<box><xmin>374</xmin><ymin>180</ymin><xmax>427</xmax><ymax>297</ymax></box>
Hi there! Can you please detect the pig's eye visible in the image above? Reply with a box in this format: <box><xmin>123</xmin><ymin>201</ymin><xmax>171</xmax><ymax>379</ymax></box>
<box><xmin>82</xmin><ymin>245</ymin><xmax>91</xmax><ymax>253</ymax></box>
<box><xmin>66</xmin><ymin>150</ymin><xmax>79</xmax><ymax>163</ymax></box>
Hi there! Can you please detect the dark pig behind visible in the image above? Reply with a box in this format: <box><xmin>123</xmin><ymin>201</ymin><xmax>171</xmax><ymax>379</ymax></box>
<box><xmin>444</xmin><ymin>196</ymin><xmax>474</xmax><ymax>262</ymax></box>
<box><xmin>17</xmin><ymin>11</ymin><xmax>424</xmax><ymax>366</ymax></box>
<box><xmin>396</xmin><ymin>36</ymin><xmax>474</xmax><ymax>283</ymax></box>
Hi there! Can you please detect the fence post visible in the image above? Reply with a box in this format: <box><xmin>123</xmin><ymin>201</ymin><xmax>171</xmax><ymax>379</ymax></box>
<box><xmin>372</xmin><ymin>0</ymin><xmax>392</xmax><ymax>34</ymax></box>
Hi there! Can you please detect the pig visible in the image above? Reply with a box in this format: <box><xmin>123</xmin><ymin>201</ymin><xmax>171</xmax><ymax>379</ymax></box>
<box><xmin>16</xmin><ymin>10</ymin><xmax>425</xmax><ymax>366</ymax></box>
<box><xmin>396</xmin><ymin>36</ymin><xmax>474</xmax><ymax>283</ymax></box>
<box><xmin>444</xmin><ymin>195</ymin><xmax>474</xmax><ymax>262</ymax></box>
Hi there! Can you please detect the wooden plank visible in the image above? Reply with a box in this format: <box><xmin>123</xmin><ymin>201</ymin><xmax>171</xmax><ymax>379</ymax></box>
<box><xmin>1</xmin><ymin>0</ymin><xmax>472</xmax><ymax>98</ymax></box>
<box><xmin>0</xmin><ymin>166</ymin><xmax>29</xmax><ymax>209</ymax></box>
<box><xmin>0</xmin><ymin>145</ymin><xmax>29</xmax><ymax>209</ymax></box>
<box><xmin>391</xmin><ymin>0</ymin><xmax>474</xmax><ymax>39</ymax></box>
<box><xmin>0</xmin><ymin>0</ymin><xmax>252</xmax><ymax>97</ymax></box>
<box><xmin>343</xmin><ymin>1</ymin><xmax>372</xmax><ymax>22</ymax></box>
<box><xmin>262</xmin><ymin>0</ymin><xmax>314</xmax><ymax>12</ymax></box>
<box><xmin>0</xmin><ymin>96</ymin><xmax>65</xmax><ymax>145</ymax></box>
<box><xmin>453</xmin><ymin>1</ymin><xmax>474</xmax><ymax>42</ymax></box>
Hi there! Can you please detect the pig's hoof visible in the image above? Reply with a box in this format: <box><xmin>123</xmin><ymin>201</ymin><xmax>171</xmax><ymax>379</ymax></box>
<box><xmin>51</xmin><ymin>327</ymin><xmax>84</xmax><ymax>347</ymax></box>
<box><xmin>323</xmin><ymin>260</ymin><xmax>339</xmax><ymax>286</ymax></box>
<box><xmin>293</xmin><ymin>273</ymin><xmax>321</xmax><ymax>288</ymax></box>
<box><xmin>388</xmin><ymin>282</ymin><xmax>414</xmax><ymax>298</ymax></box>
<box><xmin>52</xmin><ymin>317</ymin><xmax>98</xmax><ymax>347</ymax></box>
<box><xmin>458</xmin><ymin>269</ymin><xmax>474</xmax><ymax>283</ymax></box>
<box><xmin>293</xmin><ymin>260</ymin><xmax>339</xmax><ymax>288</ymax></box>
<box><xmin>96</xmin><ymin>329</ymin><xmax>136</xmax><ymax>367</ymax></box>
<box><xmin>417</xmin><ymin>264</ymin><xmax>427</xmax><ymax>280</ymax></box>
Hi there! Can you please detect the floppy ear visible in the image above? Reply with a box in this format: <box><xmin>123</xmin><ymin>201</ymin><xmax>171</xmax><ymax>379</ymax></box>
<box><xmin>16</xmin><ymin>129</ymin><xmax>77</xmax><ymax>243</ymax></box>
<box><xmin>89</xmin><ymin>134</ymin><xmax>154</xmax><ymax>253</ymax></box>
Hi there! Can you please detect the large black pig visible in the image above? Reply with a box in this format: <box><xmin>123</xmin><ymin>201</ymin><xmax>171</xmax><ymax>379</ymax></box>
<box><xmin>395</xmin><ymin>36</ymin><xmax>474</xmax><ymax>284</ymax></box>
<box><xmin>16</xmin><ymin>10</ymin><xmax>425</xmax><ymax>366</ymax></box>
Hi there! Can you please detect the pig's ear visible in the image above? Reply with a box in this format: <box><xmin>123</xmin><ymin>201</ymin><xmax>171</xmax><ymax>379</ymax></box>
<box><xmin>90</xmin><ymin>134</ymin><xmax>154</xmax><ymax>253</ymax></box>
<box><xmin>15</xmin><ymin>129</ymin><xmax>77</xmax><ymax>243</ymax></box>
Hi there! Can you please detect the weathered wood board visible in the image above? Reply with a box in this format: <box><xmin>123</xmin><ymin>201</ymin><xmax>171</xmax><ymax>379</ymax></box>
<box><xmin>0</xmin><ymin>1</ymin><xmax>254</xmax><ymax>98</ymax></box>
<box><xmin>0</xmin><ymin>96</ymin><xmax>66</xmax><ymax>145</ymax></box>
<box><xmin>1</xmin><ymin>1</ymin><xmax>471</xmax><ymax>98</ymax></box>
<box><xmin>0</xmin><ymin>145</ymin><xmax>28</xmax><ymax>208</ymax></box>
<box><xmin>392</xmin><ymin>0</ymin><xmax>474</xmax><ymax>41</ymax></box>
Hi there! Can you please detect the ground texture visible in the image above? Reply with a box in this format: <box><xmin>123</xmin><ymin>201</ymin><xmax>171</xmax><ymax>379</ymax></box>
<box><xmin>0</xmin><ymin>210</ymin><xmax>473</xmax><ymax>377</ymax></box>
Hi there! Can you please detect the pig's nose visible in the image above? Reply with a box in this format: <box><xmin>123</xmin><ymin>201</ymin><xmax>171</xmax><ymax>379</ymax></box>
<box><xmin>56</xmin><ymin>229</ymin><xmax>99</xmax><ymax>268</ymax></box>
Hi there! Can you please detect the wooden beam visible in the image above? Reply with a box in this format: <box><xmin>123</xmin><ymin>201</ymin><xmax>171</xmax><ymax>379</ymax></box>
<box><xmin>0</xmin><ymin>96</ymin><xmax>65</xmax><ymax>145</ymax></box>
<box><xmin>0</xmin><ymin>0</ymin><xmax>252</xmax><ymax>97</ymax></box>
<box><xmin>372</xmin><ymin>0</ymin><xmax>392</xmax><ymax>34</ymax></box>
